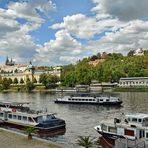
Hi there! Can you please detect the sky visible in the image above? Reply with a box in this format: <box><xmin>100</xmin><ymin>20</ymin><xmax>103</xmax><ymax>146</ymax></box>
<box><xmin>0</xmin><ymin>0</ymin><xmax>148</xmax><ymax>66</ymax></box>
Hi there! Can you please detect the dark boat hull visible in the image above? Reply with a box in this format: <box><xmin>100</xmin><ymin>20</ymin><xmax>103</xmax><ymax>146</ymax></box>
<box><xmin>0</xmin><ymin>121</ymin><xmax>66</xmax><ymax>136</ymax></box>
<box><xmin>97</xmin><ymin>130</ymin><xmax>125</xmax><ymax>140</ymax></box>
<box><xmin>55</xmin><ymin>100</ymin><xmax>122</xmax><ymax>106</ymax></box>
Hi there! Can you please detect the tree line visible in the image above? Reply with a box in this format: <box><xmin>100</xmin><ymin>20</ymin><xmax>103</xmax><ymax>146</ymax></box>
<box><xmin>61</xmin><ymin>52</ymin><xmax>148</xmax><ymax>87</ymax></box>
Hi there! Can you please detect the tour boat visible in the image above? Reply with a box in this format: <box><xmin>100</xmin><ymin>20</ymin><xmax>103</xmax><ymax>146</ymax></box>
<box><xmin>54</xmin><ymin>93</ymin><xmax>122</xmax><ymax>105</ymax></box>
<box><xmin>0</xmin><ymin>102</ymin><xmax>66</xmax><ymax>136</ymax></box>
<box><xmin>94</xmin><ymin>113</ymin><xmax>148</xmax><ymax>146</ymax></box>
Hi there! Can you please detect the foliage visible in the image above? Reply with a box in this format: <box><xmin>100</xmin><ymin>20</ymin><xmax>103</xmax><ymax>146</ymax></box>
<box><xmin>25</xmin><ymin>81</ymin><xmax>35</xmax><ymax>92</ymax></box>
<box><xmin>39</xmin><ymin>73</ymin><xmax>59</xmax><ymax>88</ymax></box>
<box><xmin>24</xmin><ymin>127</ymin><xmax>37</xmax><ymax>140</ymax></box>
<box><xmin>20</xmin><ymin>78</ymin><xmax>24</xmax><ymax>84</ymax></box>
<box><xmin>61</xmin><ymin>54</ymin><xmax>148</xmax><ymax>86</ymax></box>
<box><xmin>77</xmin><ymin>136</ymin><xmax>94</xmax><ymax>148</ymax></box>
<box><xmin>1</xmin><ymin>78</ymin><xmax>11</xmax><ymax>90</ymax></box>
<box><xmin>32</xmin><ymin>77</ymin><xmax>37</xmax><ymax>83</ymax></box>
<box><xmin>13</xmin><ymin>77</ymin><xmax>18</xmax><ymax>84</ymax></box>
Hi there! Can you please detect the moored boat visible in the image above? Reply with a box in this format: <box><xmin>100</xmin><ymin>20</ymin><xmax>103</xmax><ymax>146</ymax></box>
<box><xmin>94</xmin><ymin>113</ymin><xmax>148</xmax><ymax>146</ymax></box>
<box><xmin>0</xmin><ymin>102</ymin><xmax>66</xmax><ymax>136</ymax></box>
<box><xmin>54</xmin><ymin>93</ymin><xmax>122</xmax><ymax>106</ymax></box>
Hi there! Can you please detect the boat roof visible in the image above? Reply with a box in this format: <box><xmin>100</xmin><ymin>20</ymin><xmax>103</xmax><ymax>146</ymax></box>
<box><xmin>126</xmin><ymin>113</ymin><xmax>148</xmax><ymax>119</ymax></box>
<box><xmin>0</xmin><ymin>101</ymin><xmax>30</xmax><ymax>106</ymax></box>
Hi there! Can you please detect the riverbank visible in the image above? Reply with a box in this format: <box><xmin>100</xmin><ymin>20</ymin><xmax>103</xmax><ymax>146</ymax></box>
<box><xmin>0</xmin><ymin>128</ymin><xmax>64</xmax><ymax>148</ymax></box>
<box><xmin>113</xmin><ymin>87</ymin><xmax>148</xmax><ymax>92</ymax></box>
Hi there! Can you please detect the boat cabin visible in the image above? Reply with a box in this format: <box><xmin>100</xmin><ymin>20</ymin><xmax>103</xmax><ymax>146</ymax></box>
<box><xmin>125</xmin><ymin>113</ymin><xmax>148</xmax><ymax>127</ymax></box>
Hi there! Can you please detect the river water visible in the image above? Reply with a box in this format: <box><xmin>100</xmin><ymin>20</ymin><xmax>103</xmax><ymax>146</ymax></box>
<box><xmin>0</xmin><ymin>91</ymin><xmax>147</xmax><ymax>147</ymax></box>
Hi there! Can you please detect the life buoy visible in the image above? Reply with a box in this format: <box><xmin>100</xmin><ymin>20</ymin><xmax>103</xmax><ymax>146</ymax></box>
<box><xmin>12</xmin><ymin>108</ymin><xmax>16</xmax><ymax>112</ymax></box>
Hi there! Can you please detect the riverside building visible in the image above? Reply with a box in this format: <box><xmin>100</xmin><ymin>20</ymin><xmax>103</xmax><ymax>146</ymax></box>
<box><xmin>119</xmin><ymin>77</ymin><xmax>148</xmax><ymax>87</ymax></box>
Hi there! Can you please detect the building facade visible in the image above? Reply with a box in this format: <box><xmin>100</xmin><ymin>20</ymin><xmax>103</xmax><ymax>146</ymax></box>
<box><xmin>119</xmin><ymin>77</ymin><xmax>148</xmax><ymax>87</ymax></box>
<box><xmin>0</xmin><ymin>58</ymin><xmax>61</xmax><ymax>84</ymax></box>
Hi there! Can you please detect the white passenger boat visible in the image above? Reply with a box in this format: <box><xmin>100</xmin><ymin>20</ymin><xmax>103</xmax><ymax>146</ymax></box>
<box><xmin>0</xmin><ymin>102</ymin><xmax>66</xmax><ymax>136</ymax></box>
<box><xmin>54</xmin><ymin>93</ymin><xmax>122</xmax><ymax>105</ymax></box>
<box><xmin>94</xmin><ymin>113</ymin><xmax>148</xmax><ymax>146</ymax></box>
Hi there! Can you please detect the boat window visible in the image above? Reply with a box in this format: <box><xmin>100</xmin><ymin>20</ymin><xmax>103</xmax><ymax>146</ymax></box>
<box><xmin>125</xmin><ymin>129</ymin><xmax>134</xmax><ymax>136</ymax></box>
<box><xmin>33</xmin><ymin>117</ymin><xmax>38</xmax><ymax>122</ymax></box>
<box><xmin>102</xmin><ymin>124</ymin><xmax>107</xmax><ymax>131</ymax></box>
<box><xmin>132</xmin><ymin>118</ymin><xmax>137</xmax><ymax>122</ymax></box>
<box><xmin>89</xmin><ymin>99</ymin><xmax>92</xmax><ymax>101</ymax></box>
<box><xmin>79</xmin><ymin>99</ymin><xmax>81</xmax><ymax>101</ymax></box>
<box><xmin>128</xmin><ymin>118</ymin><xmax>131</xmax><ymax>122</ymax></box>
<box><xmin>68</xmin><ymin>98</ymin><xmax>71</xmax><ymax>101</ymax></box>
<box><xmin>106</xmin><ymin>99</ymin><xmax>109</xmax><ymax>102</ymax></box>
<box><xmin>146</xmin><ymin>133</ymin><xmax>148</xmax><ymax>138</ymax></box>
<box><xmin>93</xmin><ymin>99</ymin><xmax>95</xmax><ymax>101</ymax></box>
<box><xmin>138</xmin><ymin>119</ymin><xmax>142</xmax><ymax>123</ymax></box>
<box><xmin>108</xmin><ymin>126</ymin><xmax>117</xmax><ymax>133</ymax></box>
<box><xmin>28</xmin><ymin>117</ymin><xmax>34</xmax><ymax>122</ymax></box>
<box><xmin>18</xmin><ymin>115</ymin><xmax>21</xmax><ymax>120</ymax></box>
<box><xmin>8</xmin><ymin>114</ymin><xmax>12</xmax><ymax>119</ymax></box>
<box><xmin>13</xmin><ymin>115</ymin><xmax>17</xmax><ymax>119</ymax></box>
<box><xmin>0</xmin><ymin>113</ymin><xmax>3</xmax><ymax>117</ymax></box>
<box><xmin>100</xmin><ymin>99</ymin><xmax>103</xmax><ymax>101</ymax></box>
<box><xmin>22</xmin><ymin>116</ymin><xmax>27</xmax><ymax>121</ymax></box>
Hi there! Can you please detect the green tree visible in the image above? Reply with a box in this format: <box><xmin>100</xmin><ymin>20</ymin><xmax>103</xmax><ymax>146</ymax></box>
<box><xmin>24</xmin><ymin>127</ymin><xmax>37</xmax><ymax>140</ymax></box>
<box><xmin>2</xmin><ymin>78</ymin><xmax>11</xmax><ymax>90</ymax></box>
<box><xmin>13</xmin><ymin>77</ymin><xmax>18</xmax><ymax>84</ymax></box>
<box><xmin>127</xmin><ymin>50</ymin><xmax>134</xmax><ymax>56</ymax></box>
<box><xmin>25</xmin><ymin>81</ymin><xmax>34</xmax><ymax>92</ymax></box>
<box><xmin>20</xmin><ymin>78</ymin><xmax>24</xmax><ymax>84</ymax></box>
<box><xmin>8</xmin><ymin>78</ymin><xmax>12</xmax><ymax>84</ymax></box>
<box><xmin>32</xmin><ymin>77</ymin><xmax>37</xmax><ymax>83</ymax></box>
<box><xmin>77</xmin><ymin>136</ymin><xmax>94</xmax><ymax>148</ymax></box>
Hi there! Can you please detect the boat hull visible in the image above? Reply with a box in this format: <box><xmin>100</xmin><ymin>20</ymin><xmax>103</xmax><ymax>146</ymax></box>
<box><xmin>0</xmin><ymin>121</ymin><xmax>66</xmax><ymax>137</ymax></box>
<box><xmin>55</xmin><ymin>100</ymin><xmax>122</xmax><ymax>106</ymax></box>
<box><xmin>97</xmin><ymin>130</ymin><xmax>125</xmax><ymax>140</ymax></box>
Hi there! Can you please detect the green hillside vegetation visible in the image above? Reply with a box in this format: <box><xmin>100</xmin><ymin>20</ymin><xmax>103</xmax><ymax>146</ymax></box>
<box><xmin>61</xmin><ymin>52</ymin><xmax>148</xmax><ymax>87</ymax></box>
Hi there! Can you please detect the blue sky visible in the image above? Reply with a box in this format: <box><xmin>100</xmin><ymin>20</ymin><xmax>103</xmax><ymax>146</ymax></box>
<box><xmin>0</xmin><ymin>0</ymin><xmax>148</xmax><ymax>66</ymax></box>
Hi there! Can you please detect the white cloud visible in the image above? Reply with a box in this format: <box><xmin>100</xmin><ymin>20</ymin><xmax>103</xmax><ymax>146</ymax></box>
<box><xmin>92</xmin><ymin>0</ymin><xmax>148</xmax><ymax>21</ymax></box>
<box><xmin>50</xmin><ymin>14</ymin><xmax>117</xmax><ymax>39</ymax></box>
<box><xmin>0</xmin><ymin>0</ymin><xmax>55</xmax><ymax>64</ymax></box>
<box><xmin>34</xmin><ymin>30</ymin><xmax>83</xmax><ymax>65</ymax></box>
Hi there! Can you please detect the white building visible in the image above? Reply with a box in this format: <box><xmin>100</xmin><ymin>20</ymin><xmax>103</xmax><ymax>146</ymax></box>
<box><xmin>133</xmin><ymin>48</ymin><xmax>144</xmax><ymax>56</ymax></box>
<box><xmin>119</xmin><ymin>77</ymin><xmax>148</xmax><ymax>87</ymax></box>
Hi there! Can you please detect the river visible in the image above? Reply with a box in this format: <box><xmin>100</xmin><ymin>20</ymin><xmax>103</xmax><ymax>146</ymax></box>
<box><xmin>0</xmin><ymin>91</ymin><xmax>147</xmax><ymax>147</ymax></box>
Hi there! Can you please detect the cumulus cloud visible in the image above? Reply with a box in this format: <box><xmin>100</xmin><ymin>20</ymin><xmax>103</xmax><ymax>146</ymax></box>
<box><xmin>0</xmin><ymin>0</ymin><xmax>55</xmax><ymax>64</ymax></box>
<box><xmin>84</xmin><ymin>20</ymin><xmax>148</xmax><ymax>55</ymax></box>
<box><xmin>50</xmin><ymin>14</ymin><xmax>120</xmax><ymax>39</ymax></box>
<box><xmin>34</xmin><ymin>30</ymin><xmax>84</xmax><ymax>65</ymax></box>
<box><xmin>92</xmin><ymin>0</ymin><xmax>148</xmax><ymax>21</ymax></box>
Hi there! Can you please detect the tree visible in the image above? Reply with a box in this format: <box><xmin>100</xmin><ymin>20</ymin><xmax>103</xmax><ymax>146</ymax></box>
<box><xmin>20</xmin><ymin>78</ymin><xmax>24</xmax><ymax>84</ymax></box>
<box><xmin>32</xmin><ymin>77</ymin><xmax>37</xmax><ymax>83</ymax></box>
<box><xmin>24</xmin><ymin>127</ymin><xmax>37</xmax><ymax>140</ymax></box>
<box><xmin>8</xmin><ymin>78</ymin><xmax>12</xmax><ymax>84</ymax></box>
<box><xmin>1</xmin><ymin>78</ymin><xmax>11</xmax><ymax>90</ymax></box>
<box><xmin>77</xmin><ymin>136</ymin><xmax>94</xmax><ymax>148</ymax></box>
<box><xmin>127</xmin><ymin>50</ymin><xmax>134</xmax><ymax>56</ymax></box>
<box><xmin>90</xmin><ymin>55</ymin><xmax>98</xmax><ymax>61</ymax></box>
<box><xmin>13</xmin><ymin>77</ymin><xmax>18</xmax><ymax>84</ymax></box>
<box><xmin>25</xmin><ymin>81</ymin><xmax>34</xmax><ymax>92</ymax></box>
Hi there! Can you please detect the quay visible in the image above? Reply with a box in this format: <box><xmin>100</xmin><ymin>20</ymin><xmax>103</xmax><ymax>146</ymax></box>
<box><xmin>0</xmin><ymin>127</ymin><xmax>66</xmax><ymax>148</ymax></box>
